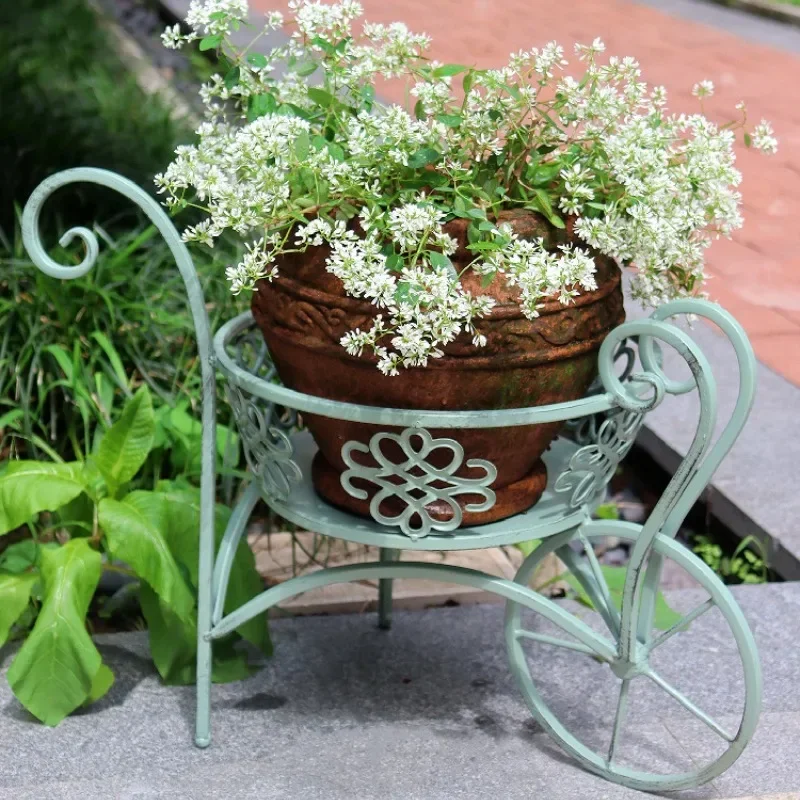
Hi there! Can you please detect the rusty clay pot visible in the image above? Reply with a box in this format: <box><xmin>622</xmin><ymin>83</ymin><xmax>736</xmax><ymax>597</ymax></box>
<box><xmin>251</xmin><ymin>210</ymin><xmax>625</xmax><ymax>528</ymax></box>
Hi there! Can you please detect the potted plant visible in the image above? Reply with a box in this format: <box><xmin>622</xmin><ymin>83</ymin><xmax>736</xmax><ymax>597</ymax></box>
<box><xmin>158</xmin><ymin>0</ymin><xmax>777</xmax><ymax>525</ymax></box>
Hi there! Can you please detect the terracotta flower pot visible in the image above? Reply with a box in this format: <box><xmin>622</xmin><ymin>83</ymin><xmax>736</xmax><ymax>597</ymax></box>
<box><xmin>251</xmin><ymin>210</ymin><xmax>624</xmax><ymax>527</ymax></box>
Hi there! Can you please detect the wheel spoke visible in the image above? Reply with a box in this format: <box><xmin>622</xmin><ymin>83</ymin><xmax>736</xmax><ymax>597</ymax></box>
<box><xmin>607</xmin><ymin>678</ymin><xmax>631</xmax><ymax>765</ymax></box>
<box><xmin>557</xmin><ymin>539</ymin><xmax>620</xmax><ymax>638</ymax></box>
<box><xmin>643</xmin><ymin>598</ymin><xmax>714</xmax><ymax>656</ymax></box>
<box><xmin>646</xmin><ymin>669</ymin><xmax>735</xmax><ymax>742</ymax></box>
<box><xmin>516</xmin><ymin>629</ymin><xmax>606</xmax><ymax>659</ymax></box>
<box><xmin>578</xmin><ymin>532</ymin><xmax>621</xmax><ymax>635</ymax></box>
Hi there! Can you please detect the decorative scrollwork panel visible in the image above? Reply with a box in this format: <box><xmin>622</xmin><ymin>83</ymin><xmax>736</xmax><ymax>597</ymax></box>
<box><xmin>340</xmin><ymin>428</ymin><xmax>497</xmax><ymax>540</ymax></box>
<box><xmin>226</xmin><ymin>385</ymin><xmax>301</xmax><ymax>501</ymax></box>
<box><xmin>554</xmin><ymin>408</ymin><xmax>645</xmax><ymax>508</ymax></box>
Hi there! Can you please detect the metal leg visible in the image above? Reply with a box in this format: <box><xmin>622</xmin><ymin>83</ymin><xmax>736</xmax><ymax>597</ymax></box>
<box><xmin>378</xmin><ymin>547</ymin><xmax>397</xmax><ymax>630</ymax></box>
<box><xmin>195</xmin><ymin>635</ymin><xmax>212</xmax><ymax>748</ymax></box>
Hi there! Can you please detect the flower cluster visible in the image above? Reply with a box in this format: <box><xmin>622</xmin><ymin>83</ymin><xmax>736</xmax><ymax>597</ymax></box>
<box><xmin>158</xmin><ymin>0</ymin><xmax>777</xmax><ymax>371</ymax></box>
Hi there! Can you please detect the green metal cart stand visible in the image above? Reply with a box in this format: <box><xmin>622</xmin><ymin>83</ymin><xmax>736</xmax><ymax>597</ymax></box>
<box><xmin>23</xmin><ymin>169</ymin><xmax>761</xmax><ymax>793</ymax></box>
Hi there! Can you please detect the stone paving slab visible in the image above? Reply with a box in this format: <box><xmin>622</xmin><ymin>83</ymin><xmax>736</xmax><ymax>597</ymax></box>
<box><xmin>1</xmin><ymin>583</ymin><xmax>798</xmax><ymax>799</ymax></box>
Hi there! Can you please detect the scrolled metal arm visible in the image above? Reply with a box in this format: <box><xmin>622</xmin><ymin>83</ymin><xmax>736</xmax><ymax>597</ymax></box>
<box><xmin>595</xmin><ymin>299</ymin><xmax>756</xmax><ymax>660</ymax></box>
<box><xmin>21</xmin><ymin>167</ymin><xmax>219</xmax><ymax>698</ymax></box>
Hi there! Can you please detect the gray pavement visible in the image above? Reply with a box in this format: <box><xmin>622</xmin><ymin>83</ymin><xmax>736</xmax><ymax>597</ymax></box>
<box><xmin>1</xmin><ymin>583</ymin><xmax>799</xmax><ymax>800</ymax></box>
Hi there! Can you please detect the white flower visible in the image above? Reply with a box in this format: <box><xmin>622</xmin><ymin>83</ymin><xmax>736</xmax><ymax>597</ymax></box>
<box><xmin>751</xmin><ymin>119</ymin><xmax>778</xmax><ymax>155</ymax></box>
<box><xmin>692</xmin><ymin>80</ymin><xmax>714</xmax><ymax>99</ymax></box>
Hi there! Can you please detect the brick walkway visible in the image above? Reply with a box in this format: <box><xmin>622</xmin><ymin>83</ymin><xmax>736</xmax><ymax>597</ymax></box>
<box><xmin>254</xmin><ymin>0</ymin><xmax>800</xmax><ymax>384</ymax></box>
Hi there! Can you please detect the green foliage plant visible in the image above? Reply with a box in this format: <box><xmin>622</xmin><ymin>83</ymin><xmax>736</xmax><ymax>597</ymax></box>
<box><xmin>0</xmin><ymin>386</ymin><xmax>268</xmax><ymax>726</ymax></box>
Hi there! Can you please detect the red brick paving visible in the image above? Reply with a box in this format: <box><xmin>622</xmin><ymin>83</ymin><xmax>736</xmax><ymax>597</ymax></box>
<box><xmin>254</xmin><ymin>0</ymin><xmax>800</xmax><ymax>384</ymax></box>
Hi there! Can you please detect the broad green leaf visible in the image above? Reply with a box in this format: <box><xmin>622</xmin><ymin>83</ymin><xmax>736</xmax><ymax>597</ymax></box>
<box><xmin>0</xmin><ymin>573</ymin><xmax>37</xmax><ymax>646</ymax></box>
<box><xmin>326</xmin><ymin>141</ymin><xmax>345</xmax><ymax>162</ymax></box>
<box><xmin>414</xmin><ymin>99</ymin><xmax>426</xmax><ymax>120</ymax></box>
<box><xmin>247</xmin><ymin>93</ymin><xmax>277</xmax><ymax>121</ymax></box>
<box><xmin>436</xmin><ymin>113</ymin><xmax>463</xmax><ymax>128</ymax></box>
<box><xmin>428</xmin><ymin>252</ymin><xmax>453</xmax><ymax>271</ymax></box>
<box><xmin>0</xmin><ymin>461</ymin><xmax>87</xmax><ymax>535</ymax></box>
<box><xmin>7</xmin><ymin>539</ymin><xmax>113</xmax><ymax>725</ymax></box>
<box><xmin>247</xmin><ymin>52</ymin><xmax>268</xmax><ymax>69</ymax></box>
<box><xmin>152</xmin><ymin>483</ymin><xmax>271</xmax><ymax>656</ymax></box>
<box><xmin>462</xmin><ymin>71</ymin><xmax>474</xmax><ymax>94</ymax></box>
<box><xmin>408</xmin><ymin>147</ymin><xmax>441</xmax><ymax>168</ymax></box>
<box><xmin>295</xmin><ymin>60</ymin><xmax>318</xmax><ymax>77</ymax></box>
<box><xmin>199</xmin><ymin>34</ymin><xmax>222</xmax><ymax>51</ymax></box>
<box><xmin>294</xmin><ymin>131</ymin><xmax>311</xmax><ymax>160</ymax></box>
<box><xmin>98</xmin><ymin>493</ymin><xmax>195</xmax><ymax>623</ymax></box>
<box><xmin>307</xmin><ymin>87</ymin><xmax>335</xmax><ymax>108</ymax></box>
<box><xmin>224</xmin><ymin>66</ymin><xmax>240</xmax><ymax>89</ymax></box>
<box><xmin>0</xmin><ymin>539</ymin><xmax>37</xmax><ymax>574</ymax></box>
<box><xmin>139</xmin><ymin>584</ymin><xmax>253</xmax><ymax>685</ymax></box>
<box><xmin>433</xmin><ymin>64</ymin><xmax>469</xmax><ymax>78</ymax></box>
<box><xmin>95</xmin><ymin>385</ymin><xmax>154</xmax><ymax>491</ymax></box>
<box><xmin>85</xmin><ymin>663</ymin><xmax>115</xmax><ymax>705</ymax></box>
<box><xmin>563</xmin><ymin>565</ymin><xmax>682</xmax><ymax>631</ymax></box>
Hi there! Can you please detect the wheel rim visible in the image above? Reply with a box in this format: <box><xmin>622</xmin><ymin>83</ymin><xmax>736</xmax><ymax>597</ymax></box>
<box><xmin>504</xmin><ymin>524</ymin><xmax>762</xmax><ymax>792</ymax></box>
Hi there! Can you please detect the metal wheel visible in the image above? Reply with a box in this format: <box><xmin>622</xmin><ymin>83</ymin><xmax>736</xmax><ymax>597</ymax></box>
<box><xmin>504</xmin><ymin>522</ymin><xmax>762</xmax><ymax>792</ymax></box>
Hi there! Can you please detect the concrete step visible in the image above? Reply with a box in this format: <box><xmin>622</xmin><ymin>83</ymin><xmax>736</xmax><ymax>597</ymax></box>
<box><xmin>1</xmin><ymin>582</ymin><xmax>798</xmax><ymax>799</ymax></box>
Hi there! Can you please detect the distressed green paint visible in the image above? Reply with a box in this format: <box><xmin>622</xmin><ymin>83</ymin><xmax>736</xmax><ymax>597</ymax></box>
<box><xmin>22</xmin><ymin>168</ymin><xmax>761</xmax><ymax>791</ymax></box>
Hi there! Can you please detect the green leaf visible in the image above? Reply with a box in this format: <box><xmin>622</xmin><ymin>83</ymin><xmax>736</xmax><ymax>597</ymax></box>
<box><xmin>428</xmin><ymin>252</ymin><xmax>453</xmax><ymax>271</ymax></box>
<box><xmin>85</xmin><ymin>663</ymin><xmax>115</xmax><ymax>705</ymax></box>
<box><xmin>98</xmin><ymin>493</ymin><xmax>195</xmax><ymax>623</ymax></box>
<box><xmin>307</xmin><ymin>87</ymin><xmax>335</xmax><ymax>108</ymax></box>
<box><xmin>414</xmin><ymin>99</ymin><xmax>426</xmax><ymax>120</ymax></box>
<box><xmin>246</xmin><ymin>52</ymin><xmax>268</xmax><ymax>69</ymax></box>
<box><xmin>0</xmin><ymin>539</ymin><xmax>37</xmax><ymax>574</ymax></box>
<box><xmin>295</xmin><ymin>60</ymin><xmax>319</xmax><ymax>77</ymax></box>
<box><xmin>744</xmin><ymin>132</ymin><xmax>752</xmax><ymax>148</ymax></box>
<box><xmin>530</xmin><ymin>190</ymin><xmax>566</xmax><ymax>229</ymax></box>
<box><xmin>433</xmin><ymin>64</ymin><xmax>469</xmax><ymax>78</ymax></box>
<box><xmin>95</xmin><ymin>386</ymin><xmax>154</xmax><ymax>491</ymax></box>
<box><xmin>139</xmin><ymin>584</ymin><xmax>253</xmax><ymax>685</ymax></box>
<box><xmin>0</xmin><ymin>408</ymin><xmax>24</xmax><ymax>429</ymax></box>
<box><xmin>247</xmin><ymin>93</ymin><xmax>277</xmax><ymax>121</ymax></box>
<box><xmin>408</xmin><ymin>147</ymin><xmax>441</xmax><ymax>168</ymax></box>
<box><xmin>360</xmin><ymin>84</ymin><xmax>375</xmax><ymax>108</ymax></box>
<box><xmin>294</xmin><ymin>131</ymin><xmax>311</xmax><ymax>161</ymax></box>
<box><xmin>90</xmin><ymin>332</ymin><xmax>129</xmax><ymax>391</ymax></box>
<box><xmin>7</xmin><ymin>539</ymin><xmax>112</xmax><ymax>725</ymax></box>
<box><xmin>594</xmin><ymin>502</ymin><xmax>619</xmax><ymax>520</ymax></box>
<box><xmin>466</xmin><ymin>207</ymin><xmax>487</xmax><ymax>220</ymax></box>
<box><xmin>224</xmin><ymin>66</ymin><xmax>240</xmax><ymax>90</ymax></box>
<box><xmin>386</xmin><ymin>253</ymin><xmax>403</xmax><ymax>272</ymax></box>
<box><xmin>516</xmin><ymin>539</ymin><xmax>541</xmax><ymax>558</ymax></box>
<box><xmin>155</xmin><ymin>483</ymin><xmax>270</xmax><ymax>655</ymax></box>
<box><xmin>462</xmin><ymin>71</ymin><xmax>474</xmax><ymax>94</ymax></box>
<box><xmin>466</xmin><ymin>240</ymin><xmax>503</xmax><ymax>253</ymax></box>
<box><xmin>199</xmin><ymin>34</ymin><xmax>223</xmax><ymax>51</ymax></box>
<box><xmin>563</xmin><ymin>565</ymin><xmax>683</xmax><ymax>631</ymax></box>
<box><xmin>0</xmin><ymin>461</ymin><xmax>87</xmax><ymax>535</ymax></box>
<box><xmin>436</xmin><ymin>113</ymin><xmax>463</xmax><ymax>128</ymax></box>
<box><xmin>326</xmin><ymin>141</ymin><xmax>345</xmax><ymax>162</ymax></box>
<box><xmin>0</xmin><ymin>572</ymin><xmax>37</xmax><ymax>646</ymax></box>
<box><xmin>530</xmin><ymin>162</ymin><xmax>562</xmax><ymax>187</ymax></box>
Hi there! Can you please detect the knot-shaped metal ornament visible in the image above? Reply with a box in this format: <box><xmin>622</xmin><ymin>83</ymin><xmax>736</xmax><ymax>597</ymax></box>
<box><xmin>340</xmin><ymin>428</ymin><xmax>497</xmax><ymax>539</ymax></box>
